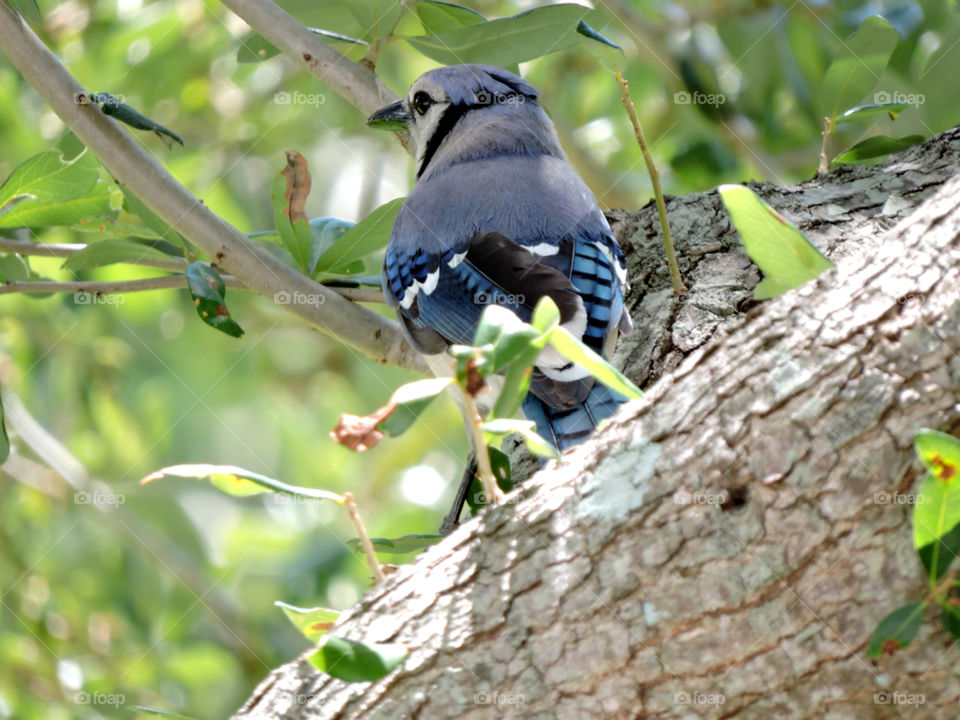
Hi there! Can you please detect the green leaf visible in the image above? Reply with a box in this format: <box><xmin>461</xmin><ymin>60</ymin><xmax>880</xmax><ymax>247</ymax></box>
<box><xmin>377</xmin><ymin>377</ymin><xmax>454</xmax><ymax>436</ymax></box>
<box><xmin>0</xmin><ymin>254</ymin><xmax>30</xmax><ymax>282</ymax></box>
<box><xmin>238</xmin><ymin>28</ymin><xmax>365</xmax><ymax>63</ymax></box>
<box><xmin>275</xmin><ymin>601</ymin><xmax>340</xmax><ymax>643</ymax></box>
<box><xmin>416</xmin><ymin>0</ymin><xmax>485</xmax><ymax>33</ymax></box>
<box><xmin>0</xmin><ymin>384</ymin><xmax>10</xmax><ymax>463</ymax></box>
<box><xmin>140</xmin><ymin>462</ymin><xmax>344</xmax><ymax>503</ymax></box>
<box><xmin>867</xmin><ymin>602</ymin><xmax>925</xmax><ymax>657</ymax></box>
<box><xmin>819</xmin><ymin>16</ymin><xmax>899</xmax><ymax>126</ymax></box>
<box><xmin>129</xmin><ymin>707</ymin><xmax>200</xmax><ymax>719</ymax></box>
<box><xmin>912</xmin><ymin>430</ymin><xmax>960</xmax><ymax>578</ymax></box>
<box><xmin>531</xmin><ymin>294</ymin><xmax>561</xmax><ymax>333</ymax></box>
<box><xmin>72</xmin><ymin>217</ymin><xmax>161</xmax><ymax>240</ymax></box>
<box><xmin>483</xmin><ymin>418</ymin><xmax>559</xmax><ymax>458</ymax></box>
<box><xmin>547</xmin><ymin>326</ymin><xmax>643</xmax><ymax>400</ymax></box>
<box><xmin>474</xmin><ymin>304</ymin><xmax>543</xmax><ymax>373</ymax></box>
<box><xmin>315</xmin><ymin>198</ymin><xmax>403</xmax><ymax>275</ymax></box>
<box><xmin>0</xmin><ymin>149</ymin><xmax>104</xmax><ymax>228</ymax></box>
<box><xmin>8</xmin><ymin>0</ymin><xmax>41</xmax><ymax>24</ymax></box>
<box><xmin>917</xmin><ymin>522</ymin><xmax>960</xmax><ymax>581</ymax></box>
<box><xmin>490</xmin><ymin>344</ymin><xmax>540</xmax><ymax>419</ymax></box>
<box><xmin>466</xmin><ymin>446</ymin><xmax>512</xmax><ymax>513</ymax></box>
<box><xmin>63</xmin><ymin>240</ymin><xmax>181</xmax><ymax>271</ymax></box>
<box><xmin>941</xmin><ymin>600</ymin><xmax>960</xmax><ymax>640</ymax></box>
<box><xmin>93</xmin><ymin>93</ymin><xmax>184</xmax><ymax>146</ymax></box>
<box><xmin>346</xmin><ymin>533</ymin><xmax>444</xmax><ymax>556</ymax></box>
<box><xmin>185</xmin><ymin>262</ymin><xmax>245</xmax><ymax>338</ymax></box>
<box><xmin>914</xmin><ymin>429</ymin><xmax>960</xmax><ymax>483</ymax></box>
<box><xmin>576</xmin><ymin>19</ymin><xmax>620</xmax><ymax>50</ymax></box>
<box><xmin>237</xmin><ymin>33</ymin><xmax>281</xmax><ymax>63</ymax></box>
<box><xmin>348</xmin><ymin>0</ymin><xmax>403</xmax><ymax>42</ymax></box>
<box><xmin>836</xmin><ymin>101</ymin><xmax>911</xmax><ymax>124</ymax></box>
<box><xmin>831</xmin><ymin>134</ymin><xmax>924</xmax><ymax>166</ymax></box>
<box><xmin>308</xmin><ymin>635</ymin><xmax>407</xmax><ymax>682</ymax></box>
<box><xmin>271</xmin><ymin>172</ymin><xmax>312</xmax><ymax>273</ymax></box>
<box><xmin>406</xmin><ymin>4</ymin><xmax>606</xmax><ymax>67</ymax></box>
<box><xmin>308</xmin><ymin>217</ymin><xmax>355</xmax><ymax>277</ymax></box>
<box><xmin>718</xmin><ymin>184</ymin><xmax>834</xmax><ymax>299</ymax></box>
<box><xmin>141</xmin><ymin>463</ymin><xmax>277</xmax><ymax>497</ymax></box>
<box><xmin>121</xmin><ymin>186</ymin><xmax>189</xmax><ymax>254</ymax></box>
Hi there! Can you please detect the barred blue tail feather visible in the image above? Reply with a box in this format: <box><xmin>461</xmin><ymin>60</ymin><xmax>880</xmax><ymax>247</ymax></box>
<box><xmin>523</xmin><ymin>383</ymin><xmax>627</xmax><ymax>452</ymax></box>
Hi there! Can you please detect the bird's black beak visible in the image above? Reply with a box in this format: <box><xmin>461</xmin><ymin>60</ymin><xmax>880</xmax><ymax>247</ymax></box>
<box><xmin>366</xmin><ymin>100</ymin><xmax>411</xmax><ymax>131</ymax></box>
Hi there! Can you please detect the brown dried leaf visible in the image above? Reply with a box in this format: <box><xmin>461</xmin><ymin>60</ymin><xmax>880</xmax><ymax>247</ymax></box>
<box><xmin>281</xmin><ymin>150</ymin><xmax>311</xmax><ymax>223</ymax></box>
<box><xmin>329</xmin><ymin>403</ymin><xmax>396</xmax><ymax>452</ymax></box>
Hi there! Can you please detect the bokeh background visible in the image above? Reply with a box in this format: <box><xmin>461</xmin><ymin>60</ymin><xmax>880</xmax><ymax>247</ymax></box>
<box><xmin>0</xmin><ymin>0</ymin><xmax>957</xmax><ymax>717</ymax></box>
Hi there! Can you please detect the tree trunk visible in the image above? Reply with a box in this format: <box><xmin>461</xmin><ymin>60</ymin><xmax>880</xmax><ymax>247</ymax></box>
<box><xmin>234</xmin><ymin>125</ymin><xmax>960</xmax><ymax>719</ymax></box>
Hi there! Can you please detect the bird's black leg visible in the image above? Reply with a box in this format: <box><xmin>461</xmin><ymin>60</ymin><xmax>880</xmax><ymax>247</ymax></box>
<box><xmin>438</xmin><ymin>453</ymin><xmax>477</xmax><ymax>535</ymax></box>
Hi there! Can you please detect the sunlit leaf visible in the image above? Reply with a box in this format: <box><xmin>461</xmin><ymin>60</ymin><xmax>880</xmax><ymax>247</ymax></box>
<box><xmin>547</xmin><ymin>326</ymin><xmax>642</xmax><ymax>400</ymax></box>
<box><xmin>0</xmin><ymin>149</ymin><xmax>103</xmax><ymax>228</ymax></box>
<box><xmin>912</xmin><ymin>430</ymin><xmax>960</xmax><ymax>578</ymax></box>
<box><xmin>378</xmin><ymin>377</ymin><xmax>454</xmax><ymax>436</ymax></box>
<box><xmin>275</xmin><ymin>601</ymin><xmax>340</xmax><ymax>643</ymax></box>
<box><xmin>346</xmin><ymin>533</ymin><xmax>444</xmax><ymax>555</ymax></box>
<box><xmin>819</xmin><ymin>16</ymin><xmax>899</xmax><ymax>126</ymax></box>
<box><xmin>474</xmin><ymin>304</ymin><xmax>542</xmax><ymax>372</ymax></box>
<box><xmin>867</xmin><ymin>602</ymin><xmax>925</xmax><ymax>657</ymax></box>
<box><xmin>140</xmin><ymin>463</ymin><xmax>344</xmax><ymax>503</ymax></box>
<box><xmin>831</xmin><ymin>134</ymin><xmax>924</xmax><ymax>165</ymax></box>
<box><xmin>185</xmin><ymin>262</ymin><xmax>244</xmax><ymax>338</ymax></box>
<box><xmin>308</xmin><ymin>635</ymin><xmax>407</xmax><ymax>682</ymax></box>
<box><xmin>718</xmin><ymin>184</ymin><xmax>834</xmax><ymax>299</ymax></box>
<box><xmin>836</xmin><ymin>101</ymin><xmax>911</xmax><ymax>124</ymax></box>
<box><xmin>484</xmin><ymin>418</ymin><xmax>559</xmax><ymax>458</ymax></box>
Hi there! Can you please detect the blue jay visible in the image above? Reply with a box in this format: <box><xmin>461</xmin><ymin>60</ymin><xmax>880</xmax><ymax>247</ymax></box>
<box><xmin>367</xmin><ymin>64</ymin><xmax>632</xmax><ymax>453</ymax></box>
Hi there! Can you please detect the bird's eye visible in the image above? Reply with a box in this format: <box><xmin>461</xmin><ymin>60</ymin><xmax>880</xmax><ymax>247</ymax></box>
<box><xmin>412</xmin><ymin>91</ymin><xmax>433</xmax><ymax>116</ymax></box>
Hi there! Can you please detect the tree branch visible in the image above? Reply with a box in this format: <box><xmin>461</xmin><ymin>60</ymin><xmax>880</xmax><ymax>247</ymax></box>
<box><xmin>0</xmin><ymin>5</ymin><xmax>424</xmax><ymax>373</ymax></box>
<box><xmin>233</xmin><ymin>127</ymin><xmax>960</xmax><ymax>719</ymax></box>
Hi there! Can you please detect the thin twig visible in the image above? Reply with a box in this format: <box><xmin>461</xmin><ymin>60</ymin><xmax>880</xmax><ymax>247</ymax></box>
<box><xmin>0</xmin><ymin>4</ymin><xmax>424</xmax><ymax>372</ymax></box>
<box><xmin>461</xmin><ymin>387</ymin><xmax>503</xmax><ymax>506</ymax></box>
<box><xmin>0</xmin><ymin>275</ymin><xmax>384</xmax><ymax>303</ymax></box>
<box><xmin>0</xmin><ymin>238</ymin><xmax>385</xmax><ymax>302</ymax></box>
<box><xmin>0</xmin><ymin>275</ymin><xmax>219</xmax><ymax>295</ymax></box>
<box><xmin>0</xmin><ymin>237</ymin><xmax>188</xmax><ymax>271</ymax></box>
<box><xmin>616</xmin><ymin>71</ymin><xmax>686</xmax><ymax>294</ymax></box>
<box><xmin>343</xmin><ymin>491</ymin><xmax>386</xmax><ymax>584</ymax></box>
<box><xmin>819</xmin><ymin>116</ymin><xmax>832</xmax><ymax>174</ymax></box>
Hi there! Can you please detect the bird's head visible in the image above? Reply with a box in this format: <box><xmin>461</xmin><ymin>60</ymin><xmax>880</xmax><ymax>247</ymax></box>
<box><xmin>367</xmin><ymin>64</ymin><xmax>543</xmax><ymax>178</ymax></box>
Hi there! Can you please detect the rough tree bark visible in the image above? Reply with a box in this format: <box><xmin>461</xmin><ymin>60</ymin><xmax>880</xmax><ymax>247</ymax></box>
<box><xmin>234</xmin><ymin>125</ymin><xmax>960</xmax><ymax>719</ymax></box>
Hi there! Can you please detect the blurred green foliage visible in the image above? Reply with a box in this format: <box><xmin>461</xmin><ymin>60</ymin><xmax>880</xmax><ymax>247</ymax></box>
<box><xmin>0</xmin><ymin>0</ymin><xmax>957</xmax><ymax>717</ymax></box>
